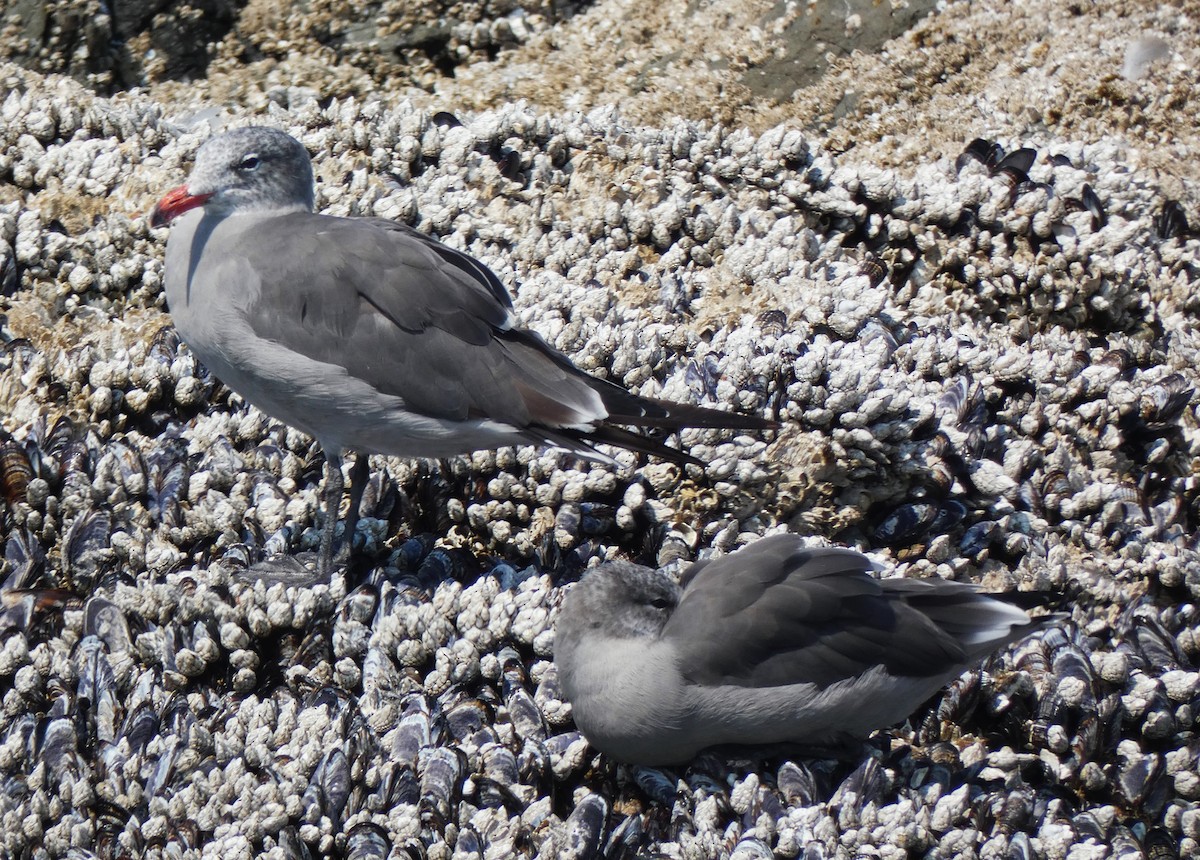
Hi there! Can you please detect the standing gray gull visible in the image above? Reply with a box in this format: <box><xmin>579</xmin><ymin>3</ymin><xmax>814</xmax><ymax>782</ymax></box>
<box><xmin>553</xmin><ymin>533</ymin><xmax>1063</xmax><ymax>765</ymax></box>
<box><xmin>149</xmin><ymin>126</ymin><xmax>774</xmax><ymax>576</ymax></box>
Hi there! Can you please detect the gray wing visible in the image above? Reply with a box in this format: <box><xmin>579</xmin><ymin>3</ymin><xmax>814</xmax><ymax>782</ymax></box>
<box><xmin>664</xmin><ymin>534</ymin><xmax>1038</xmax><ymax>689</ymax></box>
<box><xmin>219</xmin><ymin>213</ymin><xmax>773</xmax><ymax>452</ymax></box>
<box><xmin>226</xmin><ymin>213</ymin><xmax>610</xmax><ymax>428</ymax></box>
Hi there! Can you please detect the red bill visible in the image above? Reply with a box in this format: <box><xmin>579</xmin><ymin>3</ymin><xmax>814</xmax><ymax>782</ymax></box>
<box><xmin>150</xmin><ymin>185</ymin><xmax>213</xmax><ymax>228</ymax></box>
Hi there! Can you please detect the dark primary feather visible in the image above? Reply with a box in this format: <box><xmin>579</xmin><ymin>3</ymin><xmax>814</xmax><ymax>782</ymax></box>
<box><xmin>222</xmin><ymin>212</ymin><xmax>773</xmax><ymax>444</ymax></box>
<box><xmin>666</xmin><ymin>534</ymin><xmax>1047</xmax><ymax>690</ymax></box>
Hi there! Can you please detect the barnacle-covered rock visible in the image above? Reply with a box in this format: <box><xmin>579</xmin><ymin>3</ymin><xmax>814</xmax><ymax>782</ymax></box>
<box><xmin>2</xmin><ymin>1</ymin><xmax>1200</xmax><ymax>856</ymax></box>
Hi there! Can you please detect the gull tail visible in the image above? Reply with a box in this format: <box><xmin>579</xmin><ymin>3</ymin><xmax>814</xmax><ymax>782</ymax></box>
<box><xmin>604</xmin><ymin>394</ymin><xmax>779</xmax><ymax>433</ymax></box>
<box><xmin>894</xmin><ymin>581</ymin><xmax>1068</xmax><ymax>659</ymax></box>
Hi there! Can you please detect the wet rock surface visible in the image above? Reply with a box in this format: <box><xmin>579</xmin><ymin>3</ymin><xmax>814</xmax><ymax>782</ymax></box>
<box><xmin>1</xmin><ymin>0</ymin><xmax>1199</xmax><ymax>857</ymax></box>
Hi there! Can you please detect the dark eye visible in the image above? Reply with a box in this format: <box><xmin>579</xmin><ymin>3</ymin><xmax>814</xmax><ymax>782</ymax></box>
<box><xmin>238</xmin><ymin>154</ymin><xmax>261</xmax><ymax>171</ymax></box>
<box><xmin>650</xmin><ymin>597</ymin><xmax>672</xmax><ymax>610</ymax></box>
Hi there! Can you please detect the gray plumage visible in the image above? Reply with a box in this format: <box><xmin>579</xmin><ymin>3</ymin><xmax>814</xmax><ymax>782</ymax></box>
<box><xmin>150</xmin><ymin>126</ymin><xmax>773</xmax><ymax>573</ymax></box>
<box><xmin>553</xmin><ymin>533</ymin><xmax>1062</xmax><ymax>765</ymax></box>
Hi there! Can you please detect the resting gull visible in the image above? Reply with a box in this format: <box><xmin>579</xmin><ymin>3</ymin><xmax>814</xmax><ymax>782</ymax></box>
<box><xmin>554</xmin><ymin>533</ymin><xmax>1062</xmax><ymax>765</ymax></box>
<box><xmin>150</xmin><ymin>126</ymin><xmax>773</xmax><ymax>575</ymax></box>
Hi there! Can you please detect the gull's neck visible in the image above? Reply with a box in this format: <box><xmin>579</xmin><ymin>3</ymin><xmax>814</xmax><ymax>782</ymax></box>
<box><xmin>205</xmin><ymin>199</ymin><xmax>312</xmax><ymax>220</ymax></box>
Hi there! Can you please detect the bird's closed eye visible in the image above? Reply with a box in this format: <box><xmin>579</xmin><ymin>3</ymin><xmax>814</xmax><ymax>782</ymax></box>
<box><xmin>238</xmin><ymin>154</ymin><xmax>261</xmax><ymax>171</ymax></box>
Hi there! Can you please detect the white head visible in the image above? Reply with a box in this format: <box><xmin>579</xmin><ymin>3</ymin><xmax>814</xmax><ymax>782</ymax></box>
<box><xmin>556</xmin><ymin>560</ymin><xmax>680</xmax><ymax>645</ymax></box>
<box><xmin>150</xmin><ymin>126</ymin><xmax>315</xmax><ymax>227</ymax></box>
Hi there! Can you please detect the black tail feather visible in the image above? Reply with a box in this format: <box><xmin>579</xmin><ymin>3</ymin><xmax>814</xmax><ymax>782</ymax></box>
<box><xmin>603</xmin><ymin>394</ymin><xmax>779</xmax><ymax>432</ymax></box>
<box><xmin>568</xmin><ymin>424</ymin><xmax>707</xmax><ymax>467</ymax></box>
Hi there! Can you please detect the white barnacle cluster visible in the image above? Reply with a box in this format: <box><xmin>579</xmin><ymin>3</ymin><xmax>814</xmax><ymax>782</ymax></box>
<box><xmin>0</xmin><ymin>1</ymin><xmax>1199</xmax><ymax>854</ymax></box>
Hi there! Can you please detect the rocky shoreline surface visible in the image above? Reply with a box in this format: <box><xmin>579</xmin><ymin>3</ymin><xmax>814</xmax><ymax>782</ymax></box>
<box><xmin>0</xmin><ymin>0</ymin><xmax>1198</xmax><ymax>857</ymax></box>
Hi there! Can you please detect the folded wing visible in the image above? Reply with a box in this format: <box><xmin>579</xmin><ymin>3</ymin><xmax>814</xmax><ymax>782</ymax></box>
<box><xmin>224</xmin><ymin>213</ymin><xmax>771</xmax><ymax>456</ymax></box>
<box><xmin>665</xmin><ymin>534</ymin><xmax>1045</xmax><ymax>689</ymax></box>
